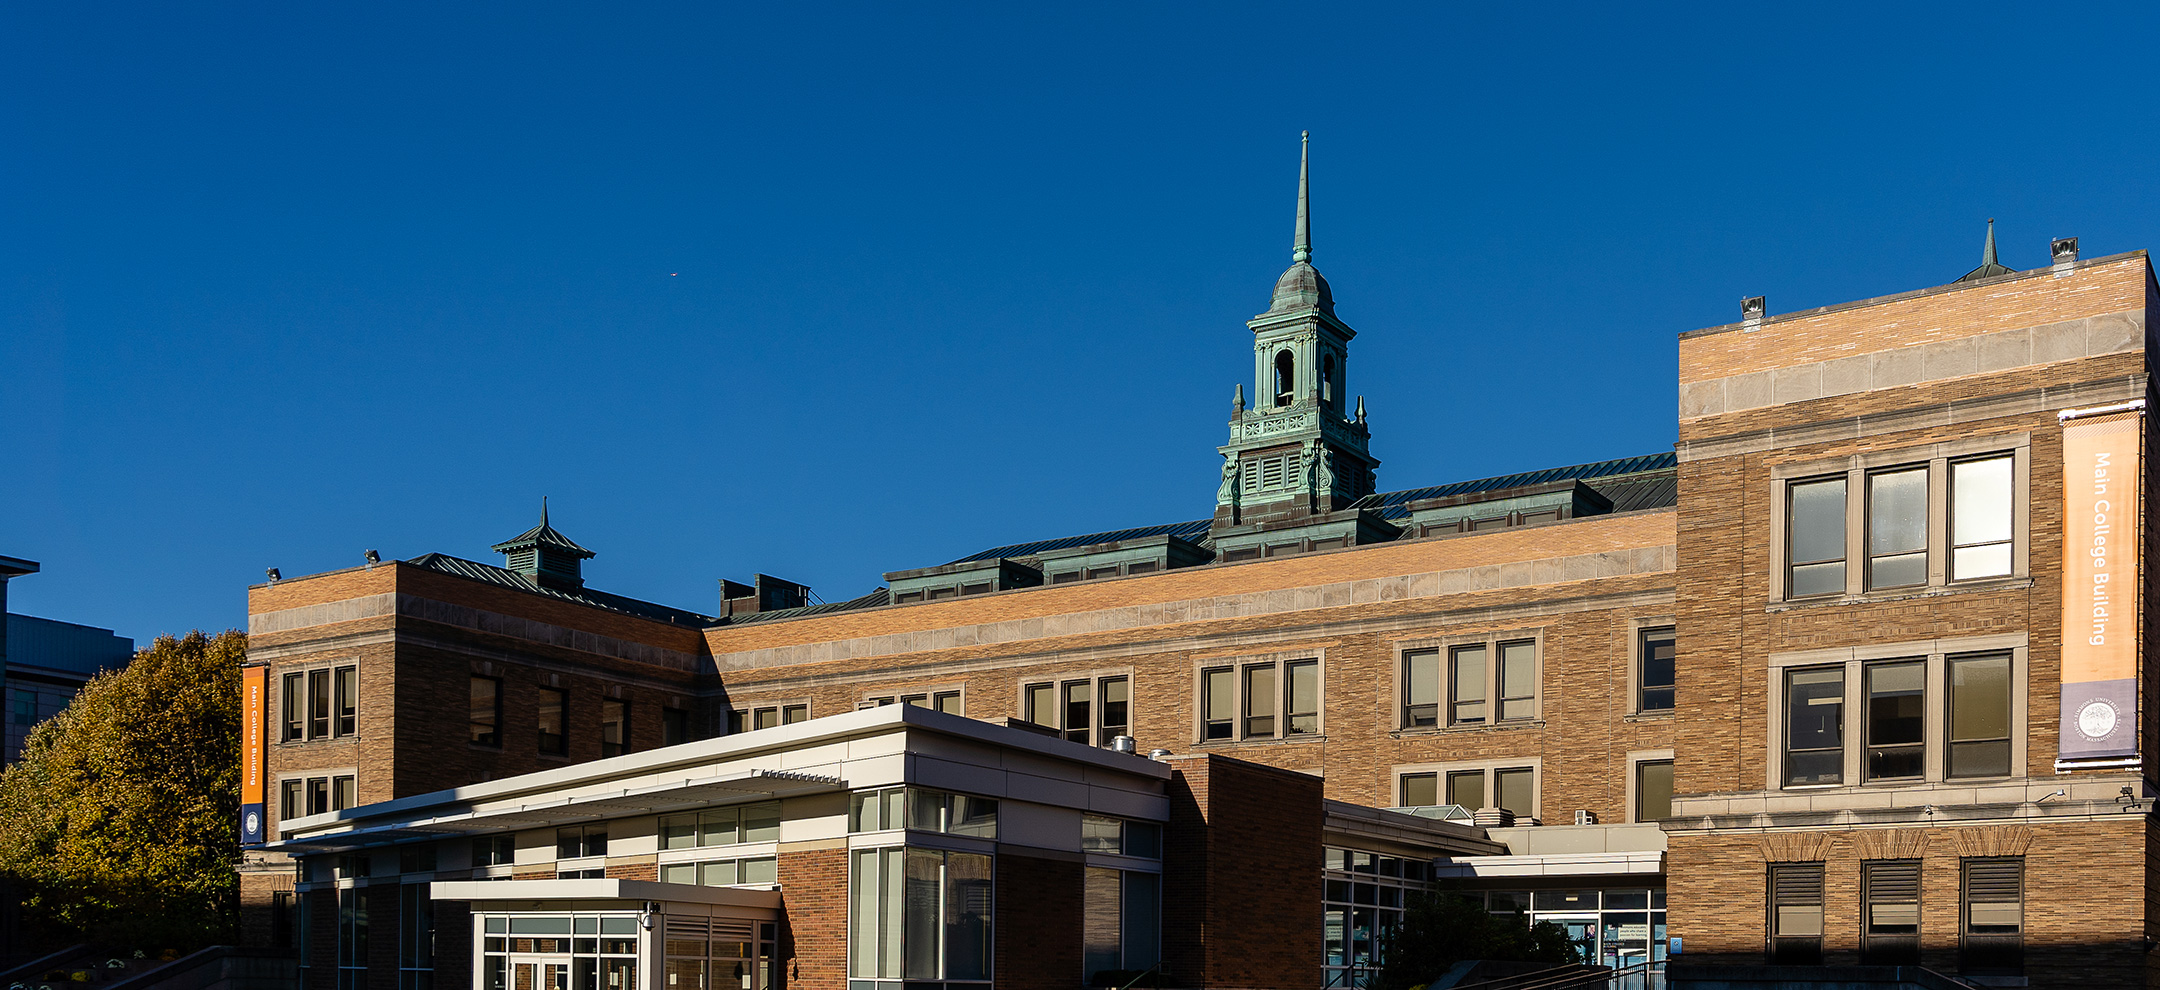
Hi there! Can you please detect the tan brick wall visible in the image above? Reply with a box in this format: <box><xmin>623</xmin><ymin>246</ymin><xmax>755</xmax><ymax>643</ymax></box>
<box><xmin>1678</xmin><ymin>254</ymin><xmax>2150</xmax><ymax>383</ymax></box>
<box><xmin>1669</xmin><ymin>820</ymin><xmax>2149</xmax><ymax>986</ymax></box>
<box><xmin>778</xmin><ymin>847</ymin><xmax>848</xmax><ymax>990</ymax></box>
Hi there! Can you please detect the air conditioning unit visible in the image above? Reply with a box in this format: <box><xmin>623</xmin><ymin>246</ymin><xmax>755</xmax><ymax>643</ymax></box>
<box><xmin>1574</xmin><ymin>810</ymin><xmax>1599</xmax><ymax>826</ymax></box>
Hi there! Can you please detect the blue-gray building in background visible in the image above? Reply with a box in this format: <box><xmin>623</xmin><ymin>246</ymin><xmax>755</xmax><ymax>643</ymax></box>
<box><xmin>0</xmin><ymin>554</ymin><xmax>134</xmax><ymax>764</ymax></box>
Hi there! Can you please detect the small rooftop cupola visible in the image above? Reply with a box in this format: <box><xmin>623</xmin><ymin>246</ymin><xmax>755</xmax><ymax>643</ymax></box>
<box><xmin>1956</xmin><ymin>218</ymin><xmax>2015</xmax><ymax>282</ymax></box>
<box><xmin>1214</xmin><ymin>131</ymin><xmax>1379</xmax><ymax>528</ymax></box>
<box><xmin>490</xmin><ymin>498</ymin><xmax>595</xmax><ymax>590</ymax></box>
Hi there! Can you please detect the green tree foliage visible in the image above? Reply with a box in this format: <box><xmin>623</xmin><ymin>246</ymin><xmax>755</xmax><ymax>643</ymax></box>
<box><xmin>1374</xmin><ymin>887</ymin><xmax>1581</xmax><ymax>990</ymax></box>
<box><xmin>0</xmin><ymin>630</ymin><xmax>245</xmax><ymax>951</ymax></box>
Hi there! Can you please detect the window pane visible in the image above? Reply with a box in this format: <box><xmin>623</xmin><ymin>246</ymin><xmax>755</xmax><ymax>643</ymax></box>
<box><xmin>1025</xmin><ymin>683</ymin><xmax>1054</xmax><ymax>726</ymax></box>
<box><xmin>702</xmin><ymin>860</ymin><xmax>739</xmax><ymax>886</ymax></box>
<box><xmin>600</xmin><ymin>699</ymin><xmax>627</xmax><ymax>758</ymax></box>
<box><xmin>1640</xmin><ymin>628</ymin><xmax>1676</xmax><ymax>712</ymax></box>
<box><xmin>1122</xmin><ymin>871</ymin><xmax>1161</xmax><ymax>971</ymax></box>
<box><xmin>700</xmin><ymin>808</ymin><xmax>739</xmax><ymax>846</ymax></box>
<box><xmin>335</xmin><ymin>667</ymin><xmax>358</xmax><ymax>736</ymax></box>
<box><xmin>537</xmin><ymin>689</ymin><xmax>566</xmax><ymax>756</ymax></box>
<box><xmin>1868</xmin><ymin>469</ymin><xmax>1928</xmax><ymax>556</ymax></box>
<box><xmin>1399</xmin><ymin>773</ymin><xmax>1437</xmax><ymax>807</ymax></box>
<box><xmin>741</xmin><ymin>856</ymin><xmax>777</xmax><ymax>884</ymax></box>
<box><xmin>284</xmin><ymin>674</ymin><xmax>305</xmax><ymax>741</ymax></box>
<box><xmin>309</xmin><ymin>669</ymin><xmax>331</xmax><ymax>738</ymax></box>
<box><xmin>1064</xmin><ymin>682</ymin><xmax>1091</xmax><ymax>743</ymax></box>
<box><xmin>1445</xmin><ymin>770</ymin><xmax>1484</xmax><ymax>810</ymax></box>
<box><xmin>1865</xmin><ymin>661</ymin><xmax>1925</xmax><ymax>780</ymax></box>
<box><xmin>1790</xmin><ymin>560</ymin><xmax>1846</xmax><ymax>598</ymax></box>
<box><xmin>944</xmin><ymin>852</ymin><xmax>992</xmax><ymax>981</ymax></box>
<box><xmin>1082</xmin><ymin>815</ymin><xmax>1122</xmax><ymax>853</ymax></box>
<box><xmin>1286</xmin><ymin>661</ymin><xmax>1319</xmax><ymax>734</ymax></box>
<box><xmin>1083</xmin><ymin>867</ymin><xmax>1121</xmax><ymax>983</ymax></box>
<box><xmin>1499</xmin><ymin>641</ymin><xmax>1535</xmax><ymax>720</ymax></box>
<box><xmin>1953</xmin><ymin>544</ymin><xmax>2014</xmax><ymax>581</ymax></box>
<box><xmin>908</xmin><ymin>789</ymin><xmax>945</xmax><ymax>832</ymax></box>
<box><xmin>850</xmin><ymin>851</ymin><xmax>880</xmax><ymax>977</ymax></box>
<box><xmin>1100</xmin><ymin>678</ymin><xmax>1129</xmax><ymax>737</ymax></box>
<box><xmin>902</xmin><ymin>849</ymin><xmax>941</xmax><ymax>980</ymax></box>
<box><xmin>1950</xmin><ymin>655</ymin><xmax>2013</xmax><ymax>778</ymax></box>
<box><xmin>1123</xmin><ymin>822</ymin><xmax>1161</xmax><ymax>860</ymax></box>
<box><xmin>1450</xmin><ymin>646</ymin><xmax>1487</xmax><ymax>724</ymax></box>
<box><xmin>1244</xmin><ymin>665</ymin><xmax>1276</xmax><ymax>737</ymax></box>
<box><xmin>662</xmin><ymin>815</ymin><xmax>696</xmax><ymax>849</ymax></box>
<box><xmin>1785</xmin><ymin>667</ymin><xmax>1844</xmax><ymax>786</ymax></box>
<box><xmin>754</xmin><ymin>708</ymin><xmax>779</xmax><ymax>731</ymax></box>
<box><xmin>783</xmin><ymin>704</ymin><xmax>808</xmax><ymax>724</ymax></box>
<box><xmin>1203</xmin><ymin>668</ymin><xmax>1233</xmax><ymax>739</ymax></box>
<box><xmin>1636</xmin><ymin>761</ymin><xmax>1673</xmax><ymax>822</ymax></box>
<box><xmin>1495</xmin><ymin>768</ymin><xmax>1533</xmax><ymax>817</ymax></box>
<box><xmin>1952</xmin><ymin>456</ymin><xmax>2014</xmax><ymax>551</ymax></box>
<box><xmin>469</xmin><ymin>677</ymin><xmax>499</xmax><ymax>746</ymax></box>
<box><xmin>743</xmin><ymin>802</ymin><xmax>781</xmax><ymax>842</ymax></box>
<box><xmin>1404</xmin><ymin>649</ymin><xmax>1439</xmax><ymax>726</ymax></box>
<box><xmin>1789</xmin><ymin>478</ymin><xmax>1847</xmax><ymax>565</ymax></box>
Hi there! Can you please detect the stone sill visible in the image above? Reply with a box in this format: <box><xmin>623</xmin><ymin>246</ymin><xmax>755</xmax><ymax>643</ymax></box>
<box><xmin>1765</xmin><ymin>577</ymin><xmax>2033</xmax><ymax>613</ymax></box>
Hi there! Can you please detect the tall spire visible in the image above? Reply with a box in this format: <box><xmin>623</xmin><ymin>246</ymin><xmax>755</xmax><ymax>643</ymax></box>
<box><xmin>540</xmin><ymin>495</ymin><xmax>549</xmax><ymax>528</ymax></box>
<box><xmin>1957</xmin><ymin>217</ymin><xmax>2014</xmax><ymax>282</ymax></box>
<box><xmin>1292</xmin><ymin>130</ymin><xmax>1311</xmax><ymax>264</ymax></box>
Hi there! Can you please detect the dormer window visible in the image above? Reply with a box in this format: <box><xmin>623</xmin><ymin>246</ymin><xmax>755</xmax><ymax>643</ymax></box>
<box><xmin>1275</xmin><ymin>351</ymin><xmax>1295</xmax><ymax>406</ymax></box>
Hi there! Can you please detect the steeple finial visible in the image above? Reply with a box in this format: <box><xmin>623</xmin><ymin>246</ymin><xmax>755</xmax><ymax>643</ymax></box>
<box><xmin>1292</xmin><ymin>131</ymin><xmax>1311</xmax><ymax>264</ymax></box>
<box><xmin>541</xmin><ymin>495</ymin><xmax>549</xmax><ymax>527</ymax></box>
<box><xmin>1956</xmin><ymin>217</ymin><xmax>2014</xmax><ymax>282</ymax></box>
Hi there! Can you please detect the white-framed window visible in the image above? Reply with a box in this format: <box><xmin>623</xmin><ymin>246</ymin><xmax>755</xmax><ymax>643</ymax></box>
<box><xmin>849</xmin><ymin>846</ymin><xmax>993</xmax><ymax>988</ymax></box>
<box><xmin>1022</xmin><ymin>672</ymin><xmax>1129</xmax><ymax>746</ymax></box>
<box><xmin>1627</xmin><ymin>750</ymin><xmax>1675</xmax><ymax>823</ymax></box>
<box><xmin>1768</xmin><ymin>635</ymin><xmax>2025</xmax><ymax>789</ymax></box>
<box><xmin>847</xmin><ymin>786</ymin><xmax>998</xmax><ymax>839</ymax></box>
<box><xmin>864</xmin><ymin>688</ymin><xmax>964</xmax><ymax>715</ymax></box>
<box><xmin>728</xmin><ymin>701</ymin><xmax>808</xmax><ymax>734</ymax></box>
<box><xmin>1196</xmin><ymin>652</ymin><xmax>1321</xmax><ymax>743</ymax></box>
<box><xmin>1771</xmin><ymin>437</ymin><xmax>2029</xmax><ymax>603</ymax></box>
<box><xmin>1393</xmin><ymin>759</ymin><xmax>1540</xmax><ymax>819</ymax></box>
<box><xmin>1397</xmin><ymin>633</ymin><xmax>1541</xmax><ymax>730</ymax></box>
<box><xmin>282</xmin><ymin>662</ymin><xmax>359</xmax><ymax>742</ymax></box>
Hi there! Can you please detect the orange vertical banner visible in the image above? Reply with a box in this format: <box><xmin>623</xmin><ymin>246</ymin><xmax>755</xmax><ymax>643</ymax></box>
<box><xmin>240</xmin><ymin>664</ymin><xmax>267</xmax><ymax>843</ymax></box>
<box><xmin>2059</xmin><ymin>410</ymin><xmax>2142</xmax><ymax>763</ymax></box>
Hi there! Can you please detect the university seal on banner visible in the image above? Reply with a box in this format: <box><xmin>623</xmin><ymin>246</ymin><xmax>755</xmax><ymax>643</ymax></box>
<box><xmin>2079</xmin><ymin>699</ymin><xmax>2119</xmax><ymax>741</ymax></box>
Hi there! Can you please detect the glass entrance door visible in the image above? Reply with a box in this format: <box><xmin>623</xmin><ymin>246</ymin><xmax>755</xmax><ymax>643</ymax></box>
<box><xmin>513</xmin><ymin>954</ymin><xmax>573</xmax><ymax>990</ymax></box>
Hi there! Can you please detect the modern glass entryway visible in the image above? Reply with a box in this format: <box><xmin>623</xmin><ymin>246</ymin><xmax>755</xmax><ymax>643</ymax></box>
<box><xmin>479</xmin><ymin>914</ymin><xmax>642</xmax><ymax>990</ymax></box>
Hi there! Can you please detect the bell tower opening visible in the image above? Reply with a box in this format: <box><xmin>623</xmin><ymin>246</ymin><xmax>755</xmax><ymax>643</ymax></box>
<box><xmin>1274</xmin><ymin>351</ymin><xmax>1295</xmax><ymax>407</ymax></box>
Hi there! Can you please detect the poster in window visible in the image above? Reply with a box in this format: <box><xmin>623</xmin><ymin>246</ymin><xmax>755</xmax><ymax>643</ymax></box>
<box><xmin>240</xmin><ymin>664</ymin><xmax>267</xmax><ymax>844</ymax></box>
<box><xmin>2058</xmin><ymin>410</ymin><xmax>2142</xmax><ymax>763</ymax></box>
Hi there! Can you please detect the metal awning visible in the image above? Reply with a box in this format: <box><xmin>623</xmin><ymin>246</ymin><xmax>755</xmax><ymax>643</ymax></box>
<box><xmin>431</xmin><ymin>878</ymin><xmax>782</xmax><ymax>916</ymax></box>
<box><xmin>272</xmin><ymin>769</ymin><xmax>844</xmax><ymax>852</ymax></box>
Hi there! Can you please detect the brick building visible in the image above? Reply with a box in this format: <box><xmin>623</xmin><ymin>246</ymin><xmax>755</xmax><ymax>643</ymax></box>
<box><xmin>245</xmin><ymin>139</ymin><xmax>2159</xmax><ymax>989</ymax></box>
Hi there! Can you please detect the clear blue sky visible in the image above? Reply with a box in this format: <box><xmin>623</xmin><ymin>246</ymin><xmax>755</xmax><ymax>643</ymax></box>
<box><xmin>5</xmin><ymin>3</ymin><xmax>2157</xmax><ymax>643</ymax></box>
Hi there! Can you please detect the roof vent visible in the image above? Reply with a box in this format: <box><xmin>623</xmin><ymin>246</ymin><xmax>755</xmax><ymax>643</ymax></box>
<box><xmin>2052</xmin><ymin>236</ymin><xmax>2080</xmax><ymax>266</ymax></box>
<box><xmin>1110</xmin><ymin>735</ymin><xmax>1137</xmax><ymax>754</ymax></box>
<box><xmin>1741</xmin><ymin>296</ymin><xmax>1766</xmax><ymax>323</ymax></box>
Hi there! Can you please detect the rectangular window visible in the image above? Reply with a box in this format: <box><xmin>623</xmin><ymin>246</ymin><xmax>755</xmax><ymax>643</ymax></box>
<box><xmin>1202</xmin><ymin>668</ymin><xmax>1233</xmax><ymax>740</ymax></box>
<box><xmin>935</xmin><ymin>691</ymin><xmax>964</xmax><ymax>716</ymax></box>
<box><xmin>1635</xmin><ymin>760</ymin><xmax>1673</xmax><ymax>822</ymax></box>
<box><xmin>1083</xmin><ymin>867</ymin><xmax>1161</xmax><ymax>984</ymax></box>
<box><xmin>1948</xmin><ymin>654</ymin><xmax>2012</xmax><ymax>778</ymax></box>
<box><xmin>662</xmin><ymin>707</ymin><xmax>690</xmax><ymax>747</ymax></box>
<box><xmin>1096</xmin><ymin>680</ymin><xmax>1126</xmax><ymax>739</ymax></box>
<box><xmin>1784</xmin><ymin>667</ymin><xmax>1844</xmax><ymax>786</ymax></box>
<box><xmin>1951</xmin><ymin>455</ymin><xmax>2014</xmax><ymax>579</ymax></box>
<box><xmin>469</xmin><ymin>677</ymin><xmax>501</xmax><ymax>747</ymax></box>
<box><xmin>1243</xmin><ymin>665</ymin><xmax>1276</xmax><ymax>737</ymax></box>
<box><xmin>1788</xmin><ymin>477</ymin><xmax>1847</xmax><ymax>597</ymax></box>
<box><xmin>1286</xmin><ymin>660</ymin><xmax>1319</xmax><ymax>734</ymax></box>
<box><xmin>1398</xmin><ymin>772</ymin><xmax>1437</xmax><ymax>807</ymax></box>
<box><xmin>1449</xmin><ymin>645</ymin><xmax>1487</xmax><ymax>725</ymax></box>
<box><xmin>1638</xmin><ymin>627</ymin><xmax>1676</xmax><ymax>712</ymax></box>
<box><xmin>1063</xmin><ymin>682</ymin><xmax>1092</xmax><ymax>744</ymax></box>
<box><xmin>1864</xmin><ymin>661</ymin><xmax>1925</xmax><ymax>781</ymax></box>
<box><xmin>399</xmin><ymin>846</ymin><xmax>437</xmax><ymax>874</ymax></box>
<box><xmin>337</xmin><ymin>887</ymin><xmax>370</xmax><ymax>990</ymax></box>
<box><xmin>600</xmin><ymin>699</ymin><xmax>629</xmax><ymax>758</ymax></box>
<box><xmin>1024</xmin><ymin>683</ymin><xmax>1056</xmax><ymax>730</ymax></box>
<box><xmin>1402</xmin><ymin>649</ymin><xmax>1439</xmax><ymax>727</ymax></box>
<box><xmin>398</xmin><ymin>882</ymin><xmax>435</xmax><ymax>990</ymax></box>
<box><xmin>308</xmin><ymin>777</ymin><xmax>331</xmax><ymax>816</ymax></box>
<box><xmin>283</xmin><ymin>673</ymin><xmax>305</xmax><ymax>741</ymax></box>
<box><xmin>1497</xmin><ymin>641</ymin><xmax>1536</xmax><ymax>721</ymax></box>
<box><xmin>1861</xmin><ymin>859</ymin><xmax>1921</xmax><ymax>965</ymax></box>
<box><xmin>1867</xmin><ymin>467</ymin><xmax>1928</xmax><ymax>589</ymax></box>
<box><xmin>308</xmin><ymin>669</ymin><xmax>332</xmax><ymax>739</ymax></box>
<box><xmin>334</xmin><ymin>665</ymin><xmax>358</xmax><ymax>737</ymax></box>
<box><xmin>470</xmin><ymin>835</ymin><xmax>515</xmax><ymax>867</ymax></box>
<box><xmin>1768</xmin><ymin>862</ymin><xmax>1825</xmax><ymax>964</ymax></box>
<box><xmin>735</xmin><ymin>702</ymin><xmax>809</xmax><ymax>732</ymax></box>
<box><xmin>537</xmin><ymin>688</ymin><xmax>567</xmax><ymax>756</ymax></box>
<box><xmin>333</xmin><ymin>775</ymin><xmax>356</xmax><ymax>811</ymax></box>
<box><xmin>1445</xmin><ymin>770</ymin><xmax>1484</xmax><ymax>810</ymax></box>
<box><xmin>1961</xmin><ymin>857</ymin><xmax>2024</xmax><ymax>976</ymax></box>
<box><xmin>280</xmin><ymin>779</ymin><xmax>304</xmax><ymax>822</ymax></box>
<box><xmin>1493</xmin><ymin>767</ymin><xmax>1534</xmax><ymax>817</ymax></box>
<box><xmin>850</xmin><ymin>847</ymin><xmax>992</xmax><ymax>984</ymax></box>
<box><xmin>556</xmin><ymin>825</ymin><xmax>608</xmax><ymax>859</ymax></box>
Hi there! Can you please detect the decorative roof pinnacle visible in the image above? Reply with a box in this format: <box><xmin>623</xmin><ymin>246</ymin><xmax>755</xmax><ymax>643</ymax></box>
<box><xmin>1292</xmin><ymin>131</ymin><xmax>1311</xmax><ymax>264</ymax></box>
